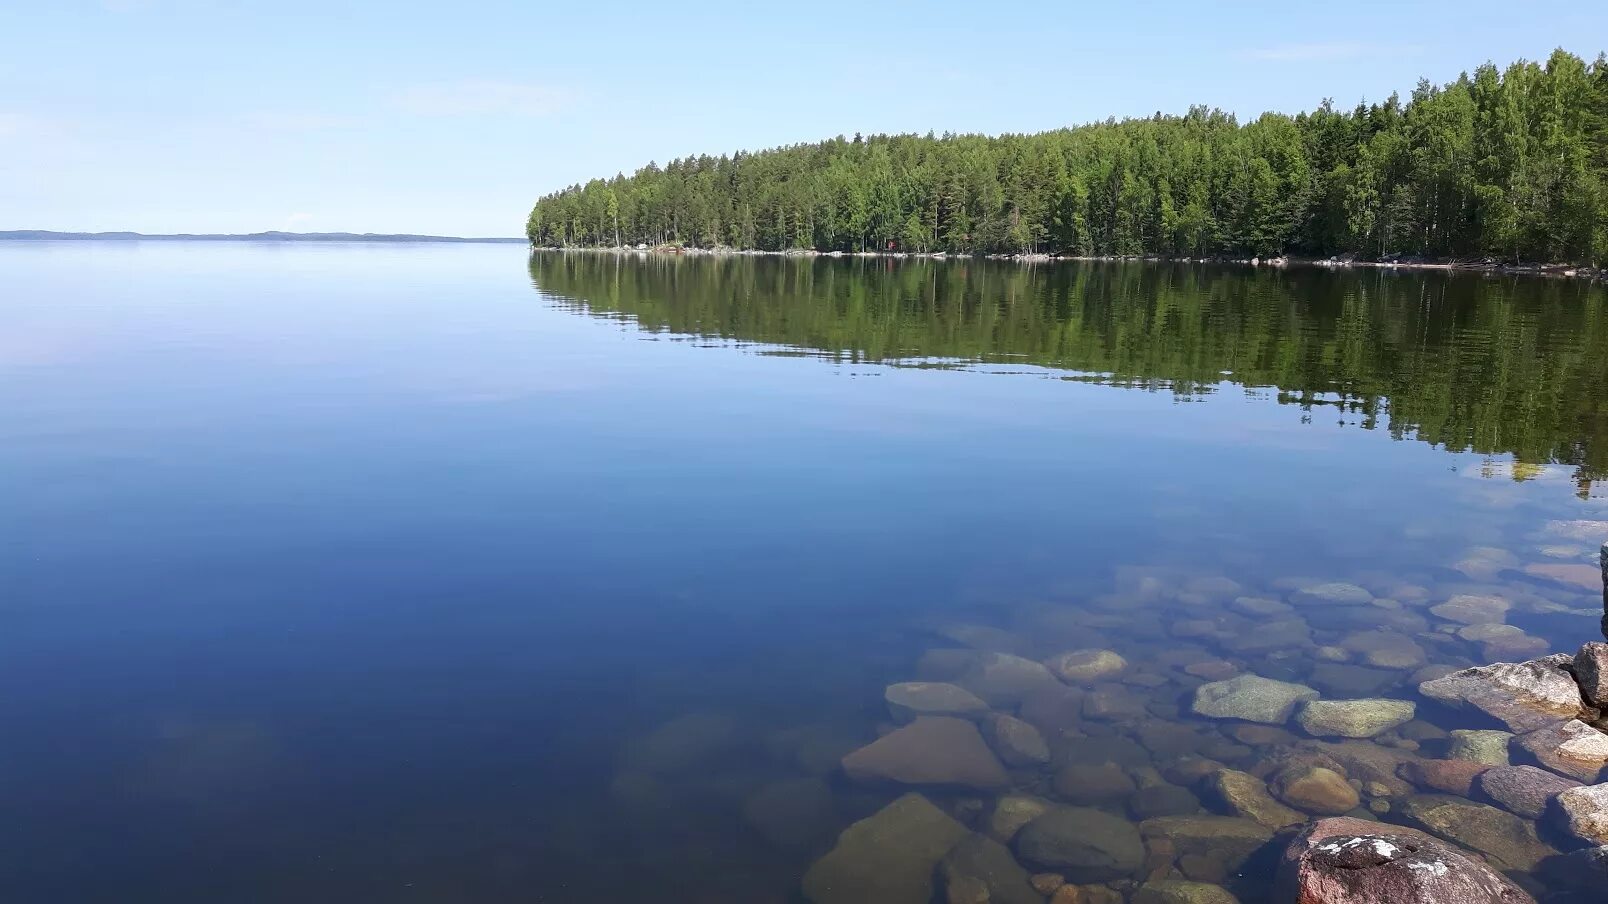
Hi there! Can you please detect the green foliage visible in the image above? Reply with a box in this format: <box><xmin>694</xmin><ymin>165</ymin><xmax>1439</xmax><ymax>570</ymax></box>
<box><xmin>528</xmin><ymin>51</ymin><xmax>1608</xmax><ymax>266</ymax></box>
<box><xmin>531</xmin><ymin>253</ymin><xmax>1608</xmax><ymax>480</ymax></box>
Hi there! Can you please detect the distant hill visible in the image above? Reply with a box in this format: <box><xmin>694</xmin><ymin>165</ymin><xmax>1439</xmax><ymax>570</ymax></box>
<box><xmin>0</xmin><ymin>230</ymin><xmax>526</xmax><ymax>243</ymax></box>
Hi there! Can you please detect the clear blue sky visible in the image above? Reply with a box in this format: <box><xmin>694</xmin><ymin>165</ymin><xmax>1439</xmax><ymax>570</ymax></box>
<box><xmin>3</xmin><ymin>1</ymin><xmax>1604</xmax><ymax>236</ymax></box>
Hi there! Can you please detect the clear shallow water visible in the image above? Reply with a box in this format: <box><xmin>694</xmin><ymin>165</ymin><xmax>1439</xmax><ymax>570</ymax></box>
<box><xmin>2</xmin><ymin>243</ymin><xmax>1606</xmax><ymax>902</ymax></box>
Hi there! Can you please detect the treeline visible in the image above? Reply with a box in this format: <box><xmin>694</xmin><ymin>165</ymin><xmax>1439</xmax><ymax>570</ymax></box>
<box><xmin>528</xmin><ymin>253</ymin><xmax>1608</xmax><ymax>482</ymax></box>
<box><xmin>528</xmin><ymin>50</ymin><xmax>1608</xmax><ymax>265</ymax></box>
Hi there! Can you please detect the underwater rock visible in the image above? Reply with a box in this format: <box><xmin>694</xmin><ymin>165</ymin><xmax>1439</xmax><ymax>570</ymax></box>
<box><xmin>1230</xmin><ymin>596</ymin><xmax>1292</xmax><ymax>617</ymax></box>
<box><xmin>1523</xmin><ymin>563</ymin><xmax>1602</xmax><ymax>591</ymax></box>
<box><xmin>1477</xmin><ymin>765</ymin><xmax>1581</xmax><ymax>818</ymax></box>
<box><xmin>984</xmin><ymin>713</ymin><xmax>1051</xmax><ymax>767</ymax></box>
<box><xmin>741</xmin><ymin>776</ymin><xmax>836</xmax><ymax>848</ymax></box>
<box><xmin>1397</xmin><ymin>759</ymin><xmax>1489</xmax><ymax>795</ymax></box>
<box><xmin>623</xmin><ymin>712</ymin><xmax>742</xmax><ymax>775</ymax></box>
<box><xmin>1083</xmin><ymin>684</ymin><xmax>1149</xmax><ymax>721</ymax></box>
<box><xmin>1220</xmin><ymin>617</ymin><xmax>1311</xmax><ymax>654</ymax></box>
<box><xmin>1515</xmin><ymin>720</ymin><xmax>1608</xmax><ymax>782</ymax></box>
<box><xmin>1129</xmin><ymin>783</ymin><xmax>1203</xmax><ymax>820</ymax></box>
<box><xmin>1199</xmin><ymin>768</ymin><xmax>1303</xmax><ymax>829</ymax></box>
<box><xmin>932</xmin><ymin>622</ymin><xmax>1027</xmax><ymax>653</ymax></box>
<box><xmin>1538</xmin><ymin>844</ymin><xmax>1608</xmax><ymax>895</ymax></box>
<box><xmin>1191</xmin><ymin>674</ymin><xmax>1319</xmax><ymax>724</ymax></box>
<box><xmin>1137</xmin><ymin>814</ymin><xmax>1273</xmax><ymax>870</ymax></box>
<box><xmin>1271</xmin><ymin>764</ymin><xmax>1359</xmax><ymax>815</ymax></box>
<box><xmin>841</xmin><ymin>716</ymin><xmax>1008</xmax><ymax>789</ymax></box>
<box><xmin>1429</xmin><ymin>594</ymin><xmax>1511</xmax><ymax>625</ymax></box>
<box><xmin>1290</xmin><ymin>583</ymin><xmax>1374</xmax><ymax>606</ymax></box>
<box><xmin>1339</xmin><ymin>631</ymin><xmax>1427</xmax><ymax>670</ymax></box>
<box><xmin>884</xmin><ymin>682</ymin><xmax>990</xmax><ymax>722</ymax></box>
<box><xmin>1296</xmin><ymin>699</ymin><xmax>1416</xmax><ymax>738</ymax></box>
<box><xmin>955</xmin><ymin>651</ymin><xmax>1065</xmax><ymax>707</ymax></box>
<box><xmin>1418</xmin><ymin>654</ymin><xmax>1592</xmax><ymax>732</ymax></box>
<box><xmin>1396</xmin><ymin>795</ymin><xmax>1557</xmax><ymax>871</ymax></box>
<box><xmin>939</xmin><ymin>833</ymin><xmax>1042</xmax><ymax>904</ymax></box>
<box><xmin>1275</xmin><ymin>817</ymin><xmax>1536</xmax><ymax>904</ymax></box>
<box><xmin>1017</xmin><ymin>683</ymin><xmax>1086</xmax><ymax>738</ymax></box>
<box><xmin>1014</xmin><ymin>806</ymin><xmax>1145</xmax><ymax>882</ymax></box>
<box><xmin>1307</xmin><ymin>663</ymin><xmax>1401</xmax><ymax>697</ymax></box>
<box><xmin>1452</xmin><ymin>547</ymin><xmax>1521</xmax><ymax>581</ymax></box>
<box><xmin>986</xmin><ymin>794</ymin><xmax>1053</xmax><ymax>844</ymax></box>
<box><xmin>1045</xmin><ymin>649</ymin><xmax>1128</xmax><ymax>684</ymax></box>
<box><xmin>802</xmin><ymin>792</ymin><xmax>970</xmax><ymax>904</ymax></box>
<box><xmin>1053</xmin><ymin>761</ymin><xmax>1136</xmax><ymax>805</ymax></box>
<box><xmin>1448</xmin><ymin>729</ymin><xmax>1514</xmax><ymax>765</ymax></box>
<box><xmin>1130</xmin><ymin>879</ymin><xmax>1241</xmax><ymax>904</ymax></box>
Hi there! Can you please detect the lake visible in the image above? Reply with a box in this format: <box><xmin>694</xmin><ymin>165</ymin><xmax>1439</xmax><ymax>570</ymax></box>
<box><xmin>3</xmin><ymin>242</ymin><xmax>1606</xmax><ymax>903</ymax></box>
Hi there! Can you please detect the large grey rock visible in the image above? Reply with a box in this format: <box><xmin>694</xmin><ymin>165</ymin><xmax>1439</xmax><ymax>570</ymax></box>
<box><xmin>984</xmin><ymin>713</ymin><xmax>1050</xmax><ymax>767</ymax></box>
<box><xmin>1138</xmin><ymin>815</ymin><xmax>1273</xmax><ymax>870</ymax></box>
<box><xmin>1396</xmin><ymin>795</ymin><xmax>1557</xmax><ymax>871</ymax></box>
<box><xmin>1013</xmin><ymin>806</ymin><xmax>1144</xmax><ymax>881</ymax></box>
<box><xmin>1130</xmin><ymin>880</ymin><xmax>1241</xmax><ymax>904</ymax></box>
<box><xmin>1447</xmin><ymin>729</ymin><xmax>1513</xmax><ymax>765</ymax></box>
<box><xmin>623</xmin><ymin>712</ymin><xmax>741</xmax><ymax>774</ymax></box>
<box><xmin>1198</xmin><ymin>769</ymin><xmax>1303</xmax><ymax>829</ymax></box>
<box><xmin>1418</xmin><ymin>654</ymin><xmax>1592</xmax><ymax>732</ymax></box>
<box><xmin>1339</xmin><ymin>631</ymin><xmax>1427</xmax><ymax>670</ymax></box>
<box><xmin>1478</xmin><ymin>765</ymin><xmax>1581</xmax><ymax>818</ymax></box>
<box><xmin>1429</xmin><ymin>594</ymin><xmax>1511</xmax><ymax>625</ymax></box>
<box><xmin>1271</xmin><ymin>764</ymin><xmax>1359</xmax><ymax>815</ymax></box>
<box><xmin>1296</xmin><ymin>699</ymin><xmax>1415</xmax><ymax>738</ymax></box>
<box><xmin>1575</xmin><ymin>642</ymin><xmax>1608</xmax><ymax>710</ymax></box>
<box><xmin>1274</xmin><ymin>817</ymin><xmax>1535</xmax><ymax>904</ymax></box>
<box><xmin>1548</xmin><ymin>782</ymin><xmax>1608</xmax><ymax>845</ymax></box>
<box><xmin>985</xmin><ymin>794</ymin><xmax>1052</xmax><ymax>843</ymax></box>
<box><xmin>884</xmin><ymin>682</ymin><xmax>989</xmax><ymax>722</ymax></box>
<box><xmin>1515</xmin><ymin>719</ymin><xmax>1608</xmax><ymax>782</ymax></box>
<box><xmin>1045</xmin><ymin>649</ymin><xmax>1127</xmax><ymax>683</ymax></box>
<box><xmin>802</xmin><ymin>792</ymin><xmax>969</xmax><ymax>904</ymax></box>
<box><xmin>939</xmin><ymin>833</ymin><xmax>1042</xmax><ymax>904</ymax></box>
<box><xmin>1291</xmin><ymin>582</ymin><xmax>1373</xmax><ymax>606</ymax></box>
<box><xmin>955</xmin><ymin>651</ymin><xmax>1065</xmax><ymax>706</ymax></box>
<box><xmin>1192</xmin><ymin>674</ymin><xmax>1319</xmax><ymax>724</ymax></box>
<box><xmin>841</xmin><ymin>717</ymin><xmax>1008</xmax><ymax>789</ymax></box>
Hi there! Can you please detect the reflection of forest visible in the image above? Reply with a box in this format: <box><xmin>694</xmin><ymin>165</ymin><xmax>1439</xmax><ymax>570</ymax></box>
<box><xmin>529</xmin><ymin>254</ymin><xmax>1608</xmax><ymax>487</ymax></box>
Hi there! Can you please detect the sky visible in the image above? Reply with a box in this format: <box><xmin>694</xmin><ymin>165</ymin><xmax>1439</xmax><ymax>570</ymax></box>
<box><xmin>2</xmin><ymin>1</ymin><xmax>1605</xmax><ymax>237</ymax></box>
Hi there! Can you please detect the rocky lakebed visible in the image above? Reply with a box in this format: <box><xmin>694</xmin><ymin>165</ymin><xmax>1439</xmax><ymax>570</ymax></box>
<box><xmin>610</xmin><ymin>530</ymin><xmax>1608</xmax><ymax>903</ymax></box>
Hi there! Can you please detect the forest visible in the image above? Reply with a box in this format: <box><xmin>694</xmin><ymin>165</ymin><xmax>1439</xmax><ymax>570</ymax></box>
<box><xmin>527</xmin><ymin>50</ymin><xmax>1608</xmax><ymax>266</ymax></box>
<box><xmin>529</xmin><ymin>253</ymin><xmax>1608</xmax><ymax>484</ymax></box>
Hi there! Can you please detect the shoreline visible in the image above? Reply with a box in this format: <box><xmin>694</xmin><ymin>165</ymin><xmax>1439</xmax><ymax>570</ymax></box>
<box><xmin>530</xmin><ymin>245</ymin><xmax>1607</xmax><ymax>281</ymax></box>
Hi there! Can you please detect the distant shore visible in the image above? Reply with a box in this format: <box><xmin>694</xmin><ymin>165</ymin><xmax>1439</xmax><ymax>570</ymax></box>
<box><xmin>530</xmin><ymin>245</ymin><xmax>1607</xmax><ymax>281</ymax></box>
<box><xmin>1</xmin><ymin>230</ymin><xmax>525</xmax><ymax>244</ymax></box>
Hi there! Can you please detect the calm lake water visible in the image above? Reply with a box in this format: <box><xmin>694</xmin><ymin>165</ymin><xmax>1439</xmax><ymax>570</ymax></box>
<box><xmin>3</xmin><ymin>243</ymin><xmax>1606</xmax><ymax>903</ymax></box>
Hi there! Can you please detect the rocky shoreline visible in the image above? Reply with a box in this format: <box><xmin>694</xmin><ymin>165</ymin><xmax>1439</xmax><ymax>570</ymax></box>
<box><xmin>789</xmin><ymin>540</ymin><xmax>1608</xmax><ymax>904</ymax></box>
<box><xmin>530</xmin><ymin>245</ymin><xmax>1608</xmax><ymax>282</ymax></box>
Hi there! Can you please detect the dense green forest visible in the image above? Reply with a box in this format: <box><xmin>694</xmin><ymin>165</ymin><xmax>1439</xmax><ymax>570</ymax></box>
<box><xmin>529</xmin><ymin>253</ymin><xmax>1608</xmax><ymax>484</ymax></box>
<box><xmin>528</xmin><ymin>50</ymin><xmax>1608</xmax><ymax>265</ymax></box>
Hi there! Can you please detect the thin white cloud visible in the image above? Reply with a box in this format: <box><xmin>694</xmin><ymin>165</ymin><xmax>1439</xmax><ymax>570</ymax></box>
<box><xmin>392</xmin><ymin>80</ymin><xmax>570</xmax><ymax>117</ymax></box>
<box><xmin>1242</xmin><ymin>42</ymin><xmax>1423</xmax><ymax>63</ymax></box>
<box><xmin>236</xmin><ymin>111</ymin><xmax>361</xmax><ymax>132</ymax></box>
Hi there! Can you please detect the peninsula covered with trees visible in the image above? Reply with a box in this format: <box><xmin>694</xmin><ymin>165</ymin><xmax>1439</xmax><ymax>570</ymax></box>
<box><xmin>528</xmin><ymin>50</ymin><xmax>1608</xmax><ymax>266</ymax></box>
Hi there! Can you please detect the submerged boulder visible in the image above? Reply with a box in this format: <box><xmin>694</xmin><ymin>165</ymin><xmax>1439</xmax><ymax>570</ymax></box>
<box><xmin>1447</xmin><ymin>729</ymin><xmax>1513</xmax><ymax>766</ymax></box>
<box><xmin>884</xmin><ymin>681</ymin><xmax>989</xmax><ymax>722</ymax></box>
<box><xmin>956</xmin><ymin>651</ymin><xmax>1065</xmax><ymax>706</ymax></box>
<box><xmin>1296</xmin><ymin>698</ymin><xmax>1416</xmax><ymax>738</ymax></box>
<box><xmin>1396</xmin><ymin>795</ymin><xmax>1556</xmax><ymax>871</ymax></box>
<box><xmin>1191</xmin><ymin>674</ymin><xmax>1319</xmax><ymax>724</ymax></box>
<box><xmin>1014</xmin><ymin>806</ymin><xmax>1145</xmax><ymax>882</ymax></box>
<box><xmin>1130</xmin><ymin>879</ymin><xmax>1241</xmax><ymax>904</ymax></box>
<box><xmin>1138</xmin><ymin>815</ymin><xmax>1273</xmax><ymax>870</ymax></box>
<box><xmin>1198</xmin><ymin>768</ymin><xmax>1303</xmax><ymax>829</ymax></box>
<box><xmin>841</xmin><ymin>716</ymin><xmax>1008</xmax><ymax>789</ymax></box>
<box><xmin>1478</xmin><ymin>765</ymin><xmax>1581</xmax><ymax>819</ymax></box>
<box><xmin>1418</xmin><ymin>654</ymin><xmax>1592</xmax><ymax>732</ymax></box>
<box><xmin>939</xmin><ymin>833</ymin><xmax>1042</xmax><ymax>904</ymax></box>
<box><xmin>1274</xmin><ymin>817</ymin><xmax>1535</xmax><ymax>904</ymax></box>
<box><xmin>984</xmin><ymin>713</ymin><xmax>1051</xmax><ymax>767</ymax></box>
<box><xmin>801</xmin><ymin>792</ymin><xmax>969</xmax><ymax>904</ymax></box>
<box><xmin>1271</xmin><ymin>764</ymin><xmax>1359</xmax><ymax>815</ymax></box>
<box><xmin>1045</xmin><ymin>649</ymin><xmax>1128</xmax><ymax>683</ymax></box>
